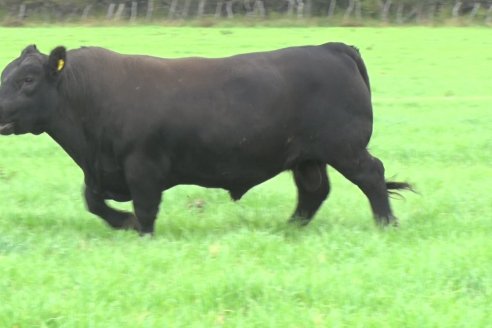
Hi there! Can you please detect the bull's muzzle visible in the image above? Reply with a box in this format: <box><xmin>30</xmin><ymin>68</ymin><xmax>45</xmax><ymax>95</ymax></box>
<box><xmin>0</xmin><ymin>122</ymin><xmax>14</xmax><ymax>135</ymax></box>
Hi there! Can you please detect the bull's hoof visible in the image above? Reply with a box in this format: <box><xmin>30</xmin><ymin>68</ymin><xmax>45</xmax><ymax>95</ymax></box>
<box><xmin>288</xmin><ymin>216</ymin><xmax>312</xmax><ymax>227</ymax></box>
<box><xmin>139</xmin><ymin>231</ymin><xmax>154</xmax><ymax>238</ymax></box>
<box><xmin>376</xmin><ymin>215</ymin><xmax>399</xmax><ymax>228</ymax></box>
<box><xmin>121</xmin><ymin>215</ymin><xmax>142</xmax><ymax>232</ymax></box>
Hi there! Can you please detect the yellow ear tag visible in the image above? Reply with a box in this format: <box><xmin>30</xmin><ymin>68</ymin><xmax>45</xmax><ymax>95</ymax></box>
<box><xmin>57</xmin><ymin>59</ymin><xmax>65</xmax><ymax>72</ymax></box>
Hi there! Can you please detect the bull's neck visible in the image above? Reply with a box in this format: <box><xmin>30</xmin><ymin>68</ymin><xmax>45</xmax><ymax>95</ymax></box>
<box><xmin>45</xmin><ymin>105</ymin><xmax>91</xmax><ymax>172</ymax></box>
<box><xmin>44</xmin><ymin>67</ymin><xmax>102</xmax><ymax>173</ymax></box>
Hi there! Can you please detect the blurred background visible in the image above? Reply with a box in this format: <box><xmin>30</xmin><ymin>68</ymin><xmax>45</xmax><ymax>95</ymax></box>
<box><xmin>0</xmin><ymin>0</ymin><xmax>491</xmax><ymax>25</ymax></box>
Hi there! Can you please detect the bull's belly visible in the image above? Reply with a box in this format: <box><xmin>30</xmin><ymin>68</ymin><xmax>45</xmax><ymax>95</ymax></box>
<box><xmin>93</xmin><ymin>154</ymin><xmax>284</xmax><ymax>202</ymax></box>
<box><xmin>169</xmin><ymin>151</ymin><xmax>288</xmax><ymax>197</ymax></box>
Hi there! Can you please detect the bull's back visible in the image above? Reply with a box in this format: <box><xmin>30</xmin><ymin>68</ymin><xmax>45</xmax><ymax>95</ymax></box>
<box><xmin>74</xmin><ymin>45</ymin><xmax>371</xmax><ymax>142</ymax></box>
<box><xmin>143</xmin><ymin>44</ymin><xmax>371</xmax><ymax>150</ymax></box>
<box><xmin>189</xmin><ymin>43</ymin><xmax>374</xmax><ymax>162</ymax></box>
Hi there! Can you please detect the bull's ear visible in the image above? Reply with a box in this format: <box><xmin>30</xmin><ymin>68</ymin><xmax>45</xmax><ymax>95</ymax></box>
<box><xmin>47</xmin><ymin>46</ymin><xmax>66</xmax><ymax>79</ymax></box>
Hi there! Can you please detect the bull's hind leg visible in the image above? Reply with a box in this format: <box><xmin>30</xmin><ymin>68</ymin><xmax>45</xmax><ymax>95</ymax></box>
<box><xmin>289</xmin><ymin>161</ymin><xmax>330</xmax><ymax>225</ymax></box>
<box><xmin>331</xmin><ymin>149</ymin><xmax>396</xmax><ymax>226</ymax></box>
<box><xmin>84</xmin><ymin>186</ymin><xmax>141</xmax><ymax>231</ymax></box>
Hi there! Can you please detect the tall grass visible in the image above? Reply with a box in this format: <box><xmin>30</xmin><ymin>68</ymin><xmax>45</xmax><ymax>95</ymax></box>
<box><xmin>0</xmin><ymin>27</ymin><xmax>491</xmax><ymax>327</ymax></box>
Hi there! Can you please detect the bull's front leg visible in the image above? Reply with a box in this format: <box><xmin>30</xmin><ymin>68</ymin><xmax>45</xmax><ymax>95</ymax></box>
<box><xmin>84</xmin><ymin>185</ymin><xmax>141</xmax><ymax>231</ymax></box>
<box><xmin>124</xmin><ymin>153</ymin><xmax>165</xmax><ymax>235</ymax></box>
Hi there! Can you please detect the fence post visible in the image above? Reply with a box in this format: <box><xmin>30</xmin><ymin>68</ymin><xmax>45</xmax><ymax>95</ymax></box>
<box><xmin>343</xmin><ymin>0</ymin><xmax>355</xmax><ymax>21</ymax></box>
<box><xmin>296</xmin><ymin>0</ymin><xmax>304</xmax><ymax>19</ymax></box>
<box><xmin>355</xmin><ymin>0</ymin><xmax>361</xmax><ymax>21</ymax></box>
<box><xmin>130</xmin><ymin>2</ymin><xmax>138</xmax><ymax>22</ymax></box>
<box><xmin>486</xmin><ymin>4</ymin><xmax>492</xmax><ymax>25</ymax></box>
<box><xmin>452</xmin><ymin>1</ymin><xmax>462</xmax><ymax>18</ymax></box>
<box><xmin>182</xmin><ymin>0</ymin><xmax>192</xmax><ymax>18</ymax></box>
<box><xmin>414</xmin><ymin>3</ymin><xmax>423</xmax><ymax>23</ymax></box>
<box><xmin>215</xmin><ymin>1</ymin><xmax>224</xmax><ymax>17</ymax></box>
<box><xmin>18</xmin><ymin>3</ymin><xmax>27</xmax><ymax>20</ymax></box>
<box><xmin>428</xmin><ymin>2</ymin><xmax>436</xmax><ymax>23</ymax></box>
<box><xmin>381</xmin><ymin>0</ymin><xmax>391</xmax><ymax>22</ymax></box>
<box><xmin>81</xmin><ymin>5</ymin><xmax>92</xmax><ymax>20</ymax></box>
<box><xmin>107</xmin><ymin>3</ymin><xmax>116</xmax><ymax>20</ymax></box>
<box><xmin>286</xmin><ymin>0</ymin><xmax>295</xmax><ymax>16</ymax></box>
<box><xmin>114</xmin><ymin>3</ymin><xmax>126</xmax><ymax>20</ymax></box>
<box><xmin>255</xmin><ymin>0</ymin><xmax>266</xmax><ymax>17</ymax></box>
<box><xmin>197</xmin><ymin>0</ymin><xmax>207</xmax><ymax>17</ymax></box>
<box><xmin>327</xmin><ymin>0</ymin><xmax>336</xmax><ymax>18</ymax></box>
<box><xmin>305</xmin><ymin>0</ymin><xmax>312</xmax><ymax>17</ymax></box>
<box><xmin>146</xmin><ymin>0</ymin><xmax>154</xmax><ymax>20</ymax></box>
<box><xmin>469</xmin><ymin>2</ymin><xmax>480</xmax><ymax>21</ymax></box>
<box><xmin>226</xmin><ymin>0</ymin><xmax>234</xmax><ymax>18</ymax></box>
<box><xmin>396</xmin><ymin>2</ymin><xmax>404</xmax><ymax>24</ymax></box>
<box><xmin>168</xmin><ymin>0</ymin><xmax>178</xmax><ymax>19</ymax></box>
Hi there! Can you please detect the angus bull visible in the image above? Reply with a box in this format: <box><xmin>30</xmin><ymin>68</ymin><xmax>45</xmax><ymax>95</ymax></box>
<box><xmin>0</xmin><ymin>43</ymin><xmax>410</xmax><ymax>235</ymax></box>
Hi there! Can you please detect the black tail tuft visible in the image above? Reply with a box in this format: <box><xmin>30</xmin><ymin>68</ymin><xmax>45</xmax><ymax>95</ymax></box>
<box><xmin>386</xmin><ymin>181</ymin><xmax>415</xmax><ymax>199</ymax></box>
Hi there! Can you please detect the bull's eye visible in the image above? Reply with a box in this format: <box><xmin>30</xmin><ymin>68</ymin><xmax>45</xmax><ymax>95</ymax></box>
<box><xmin>24</xmin><ymin>77</ymin><xmax>34</xmax><ymax>84</ymax></box>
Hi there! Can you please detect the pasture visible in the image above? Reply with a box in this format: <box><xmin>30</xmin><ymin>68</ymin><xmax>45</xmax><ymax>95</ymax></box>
<box><xmin>0</xmin><ymin>27</ymin><xmax>491</xmax><ymax>327</ymax></box>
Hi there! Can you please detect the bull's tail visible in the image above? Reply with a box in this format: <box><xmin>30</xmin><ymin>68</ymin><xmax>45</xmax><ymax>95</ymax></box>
<box><xmin>386</xmin><ymin>181</ymin><xmax>414</xmax><ymax>198</ymax></box>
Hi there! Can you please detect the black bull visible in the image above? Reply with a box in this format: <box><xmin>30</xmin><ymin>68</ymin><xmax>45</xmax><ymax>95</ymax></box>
<box><xmin>0</xmin><ymin>43</ymin><xmax>410</xmax><ymax>235</ymax></box>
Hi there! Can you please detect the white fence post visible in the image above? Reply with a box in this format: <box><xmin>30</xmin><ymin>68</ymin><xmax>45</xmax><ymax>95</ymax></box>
<box><xmin>114</xmin><ymin>3</ymin><xmax>126</xmax><ymax>20</ymax></box>
<box><xmin>327</xmin><ymin>0</ymin><xmax>336</xmax><ymax>18</ymax></box>
<box><xmin>343</xmin><ymin>0</ymin><xmax>355</xmax><ymax>21</ymax></box>
<box><xmin>197</xmin><ymin>0</ymin><xmax>207</xmax><ymax>17</ymax></box>
<box><xmin>130</xmin><ymin>2</ymin><xmax>138</xmax><ymax>22</ymax></box>
<box><xmin>107</xmin><ymin>3</ymin><xmax>116</xmax><ymax>20</ymax></box>
<box><xmin>81</xmin><ymin>5</ymin><xmax>92</xmax><ymax>20</ymax></box>
<box><xmin>18</xmin><ymin>3</ymin><xmax>26</xmax><ymax>20</ymax></box>
<box><xmin>226</xmin><ymin>0</ymin><xmax>234</xmax><ymax>18</ymax></box>
<box><xmin>469</xmin><ymin>2</ymin><xmax>481</xmax><ymax>21</ymax></box>
<box><xmin>485</xmin><ymin>4</ymin><xmax>492</xmax><ymax>24</ymax></box>
<box><xmin>381</xmin><ymin>0</ymin><xmax>391</xmax><ymax>22</ymax></box>
<box><xmin>146</xmin><ymin>0</ymin><xmax>154</xmax><ymax>20</ymax></box>
<box><xmin>168</xmin><ymin>0</ymin><xmax>178</xmax><ymax>19</ymax></box>
<box><xmin>296</xmin><ymin>0</ymin><xmax>304</xmax><ymax>19</ymax></box>
<box><xmin>255</xmin><ymin>0</ymin><xmax>265</xmax><ymax>17</ymax></box>
<box><xmin>215</xmin><ymin>1</ymin><xmax>224</xmax><ymax>18</ymax></box>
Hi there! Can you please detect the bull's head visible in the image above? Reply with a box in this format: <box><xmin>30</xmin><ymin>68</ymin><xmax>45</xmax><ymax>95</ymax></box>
<box><xmin>0</xmin><ymin>45</ymin><xmax>66</xmax><ymax>135</ymax></box>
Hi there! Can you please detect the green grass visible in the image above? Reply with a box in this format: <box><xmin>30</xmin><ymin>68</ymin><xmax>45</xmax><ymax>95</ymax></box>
<box><xmin>0</xmin><ymin>27</ymin><xmax>491</xmax><ymax>327</ymax></box>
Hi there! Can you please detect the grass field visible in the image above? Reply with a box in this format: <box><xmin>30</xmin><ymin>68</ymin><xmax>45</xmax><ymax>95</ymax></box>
<box><xmin>0</xmin><ymin>27</ymin><xmax>491</xmax><ymax>327</ymax></box>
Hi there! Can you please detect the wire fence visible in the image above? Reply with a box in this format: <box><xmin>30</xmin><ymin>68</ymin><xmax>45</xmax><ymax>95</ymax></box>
<box><xmin>1</xmin><ymin>0</ymin><xmax>492</xmax><ymax>25</ymax></box>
